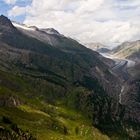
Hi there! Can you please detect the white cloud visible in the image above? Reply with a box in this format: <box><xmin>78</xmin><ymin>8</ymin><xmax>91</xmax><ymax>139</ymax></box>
<box><xmin>3</xmin><ymin>0</ymin><xmax>17</xmax><ymax>4</ymax></box>
<box><xmin>8</xmin><ymin>6</ymin><xmax>30</xmax><ymax>17</ymax></box>
<box><xmin>7</xmin><ymin>0</ymin><xmax>140</xmax><ymax>47</ymax></box>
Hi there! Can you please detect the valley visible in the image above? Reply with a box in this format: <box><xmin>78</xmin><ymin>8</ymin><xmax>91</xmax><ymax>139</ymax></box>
<box><xmin>0</xmin><ymin>15</ymin><xmax>140</xmax><ymax>140</ymax></box>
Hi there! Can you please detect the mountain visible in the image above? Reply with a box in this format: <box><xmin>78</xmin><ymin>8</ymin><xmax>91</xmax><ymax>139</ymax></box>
<box><xmin>119</xmin><ymin>63</ymin><xmax>140</xmax><ymax>126</ymax></box>
<box><xmin>86</xmin><ymin>43</ymin><xmax>111</xmax><ymax>53</ymax></box>
<box><xmin>0</xmin><ymin>15</ymin><xmax>15</xmax><ymax>29</ymax></box>
<box><xmin>111</xmin><ymin>40</ymin><xmax>140</xmax><ymax>63</ymax></box>
<box><xmin>98</xmin><ymin>40</ymin><xmax>140</xmax><ymax>81</ymax></box>
<box><xmin>0</xmin><ymin>15</ymin><xmax>140</xmax><ymax>140</ymax></box>
<box><xmin>86</xmin><ymin>42</ymin><xmax>105</xmax><ymax>50</ymax></box>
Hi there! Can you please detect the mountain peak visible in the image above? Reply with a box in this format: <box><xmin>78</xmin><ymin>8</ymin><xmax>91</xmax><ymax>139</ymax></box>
<box><xmin>0</xmin><ymin>15</ymin><xmax>16</xmax><ymax>33</ymax></box>
<box><xmin>0</xmin><ymin>15</ymin><xmax>13</xmax><ymax>27</ymax></box>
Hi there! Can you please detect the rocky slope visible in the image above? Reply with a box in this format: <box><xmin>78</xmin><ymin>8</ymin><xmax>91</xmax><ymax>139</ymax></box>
<box><xmin>111</xmin><ymin>40</ymin><xmax>140</xmax><ymax>63</ymax></box>
<box><xmin>121</xmin><ymin>63</ymin><xmax>140</xmax><ymax>121</ymax></box>
<box><xmin>96</xmin><ymin>41</ymin><xmax>140</xmax><ymax>138</ymax></box>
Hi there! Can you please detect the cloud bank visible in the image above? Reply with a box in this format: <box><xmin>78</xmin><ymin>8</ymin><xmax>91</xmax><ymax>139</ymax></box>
<box><xmin>7</xmin><ymin>0</ymin><xmax>140</xmax><ymax>47</ymax></box>
<box><xmin>3</xmin><ymin>0</ymin><xmax>17</xmax><ymax>4</ymax></box>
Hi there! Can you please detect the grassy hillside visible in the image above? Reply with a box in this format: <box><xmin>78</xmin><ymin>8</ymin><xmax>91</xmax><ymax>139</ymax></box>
<box><xmin>0</xmin><ymin>69</ymin><xmax>134</xmax><ymax>140</ymax></box>
<box><xmin>0</xmin><ymin>70</ymin><xmax>111</xmax><ymax>140</ymax></box>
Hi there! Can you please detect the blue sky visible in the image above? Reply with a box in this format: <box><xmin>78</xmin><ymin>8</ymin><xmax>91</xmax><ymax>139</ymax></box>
<box><xmin>0</xmin><ymin>1</ymin><xmax>12</xmax><ymax>17</ymax></box>
<box><xmin>0</xmin><ymin>0</ymin><xmax>31</xmax><ymax>22</ymax></box>
<box><xmin>0</xmin><ymin>0</ymin><xmax>140</xmax><ymax>47</ymax></box>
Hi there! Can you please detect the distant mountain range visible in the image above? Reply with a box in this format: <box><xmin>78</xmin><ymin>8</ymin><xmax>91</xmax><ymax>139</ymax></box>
<box><xmin>111</xmin><ymin>40</ymin><xmax>140</xmax><ymax>63</ymax></box>
<box><xmin>0</xmin><ymin>15</ymin><xmax>140</xmax><ymax>140</ymax></box>
<box><xmin>87</xmin><ymin>40</ymin><xmax>140</xmax><ymax>64</ymax></box>
<box><xmin>86</xmin><ymin>42</ymin><xmax>111</xmax><ymax>53</ymax></box>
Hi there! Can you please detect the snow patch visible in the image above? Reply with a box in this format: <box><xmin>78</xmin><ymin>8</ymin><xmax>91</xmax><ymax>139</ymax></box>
<box><xmin>126</xmin><ymin>60</ymin><xmax>136</xmax><ymax>68</ymax></box>
<box><xmin>13</xmin><ymin>22</ymin><xmax>35</xmax><ymax>31</ymax></box>
<box><xmin>100</xmin><ymin>52</ymin><xmax>136</xmax><ymax>68</ymax></box>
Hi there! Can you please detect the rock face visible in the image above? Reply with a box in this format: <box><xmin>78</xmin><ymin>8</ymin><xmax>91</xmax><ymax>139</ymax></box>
<box><xmin>0</xmin><ymin>15</ymin><xmax>16</xmax><ymax>33</ymax></box>
<box><xmin>0</xmin><ymin>95</ymin><xmax>22</xmax><ymax>107</ymax></box>
<box><xmin>0</xmin><ymin>15</ymin><xmax>13</xmax><ymax>27</ymax></box>
<box><xmin>0</xmin><ymin>118</ymin><xmax>36</xmax><ymax>140</ymax></box>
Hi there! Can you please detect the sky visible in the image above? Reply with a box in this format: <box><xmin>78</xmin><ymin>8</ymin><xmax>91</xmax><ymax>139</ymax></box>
<box><xmin>0</xmin><ymin>0</ymin><xmax>140</xmax><ymax>47</ymax></box>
